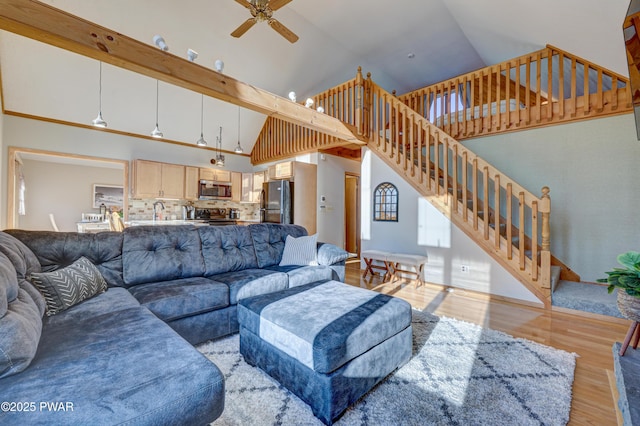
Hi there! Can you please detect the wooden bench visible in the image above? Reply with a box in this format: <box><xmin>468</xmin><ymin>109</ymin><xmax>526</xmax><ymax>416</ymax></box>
<box><xmin>362</xmin><ymin>250</ymin><xmax>427</xmax><ymax>288</ymax></box>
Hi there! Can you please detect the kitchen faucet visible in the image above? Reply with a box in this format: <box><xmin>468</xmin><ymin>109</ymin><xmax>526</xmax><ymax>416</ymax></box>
<box><xmin>153</xmin><ymin>201</ymin><xmax>165</xmax><ymax>221</ymax></box>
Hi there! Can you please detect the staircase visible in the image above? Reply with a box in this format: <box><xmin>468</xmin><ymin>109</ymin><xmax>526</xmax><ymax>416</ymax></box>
<box><xmin>250</xmin><ymin>46</ymin><xmax>633</xmax><ymax>309</ymax></box>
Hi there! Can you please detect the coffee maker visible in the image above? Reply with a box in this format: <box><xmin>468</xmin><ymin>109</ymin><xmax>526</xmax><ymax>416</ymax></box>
<box><xmin>182</xmin><ymin>204</ymin><xmax>196</xmax><ymax>220</ymax></box>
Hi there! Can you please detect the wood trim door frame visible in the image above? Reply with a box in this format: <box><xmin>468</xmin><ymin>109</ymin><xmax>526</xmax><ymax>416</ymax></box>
<box><xmin>6</xmin><ymin>146</ymin><xmax>129</xmax><ymax>229</ymax></box>
<box><xmin>344</xmin><ymin>172</ymin><xmax>361</xmax><ymax>257</ymax></box>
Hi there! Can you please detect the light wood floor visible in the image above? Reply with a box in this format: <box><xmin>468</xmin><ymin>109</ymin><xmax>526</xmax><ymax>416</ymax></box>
<box><xmin>344</xmin><ymin>263</ymin><xmax>629</xmax><ymax>425</ymax></box>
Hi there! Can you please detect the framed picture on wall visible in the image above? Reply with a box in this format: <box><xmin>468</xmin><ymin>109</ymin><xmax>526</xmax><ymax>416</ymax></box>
<box><xmin>93</xmin><ymin>184</ymin><xmax>124</xmax><ymax>208</ymax></box>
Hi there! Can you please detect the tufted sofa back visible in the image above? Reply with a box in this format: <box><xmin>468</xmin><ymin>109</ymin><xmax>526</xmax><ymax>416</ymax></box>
<box><xmin>247</xmin><ymin>224</ymin><xmax>308</xmax><ymax>268</ymax></box>
<box><xmin>122</xmin><ymin>225</ymin><xmax>205</xmax><ymax>287</ymax></box>
<box><xmin>199</xmin><ymin>225</ymin><xmax>259</xmax><ymax>276</ymax></box>
<box><xmin>4</xmin><ymin>230</ymin><xmax>124</xmax><ymax>287</ymax></box>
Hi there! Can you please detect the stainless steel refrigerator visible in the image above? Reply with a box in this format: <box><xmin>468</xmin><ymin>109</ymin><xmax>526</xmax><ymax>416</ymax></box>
<box><xmin>260</xmin><ymin>180</ymin><xmax>293</xmax><ymax>224</ymax></box>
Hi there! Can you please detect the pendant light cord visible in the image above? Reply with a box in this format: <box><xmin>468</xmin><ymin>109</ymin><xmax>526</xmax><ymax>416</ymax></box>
<box><xmin>200</xmin><ymin>94</ymin><xmax>204</xmax><ymax>137</ymax></box>
<box><xmin>98</xmin><ymin>62</ymin><xmax>103</xmax><ymax>112</ymax></box>
<box><xmin>155</xmin><ymin>80</ymin><xmax>159</xmax><ymax>125</ymax></box>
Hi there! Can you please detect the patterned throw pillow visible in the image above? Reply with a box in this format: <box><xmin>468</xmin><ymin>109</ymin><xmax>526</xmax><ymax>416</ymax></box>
<box><xmin>279</xmin><ymin>234</ymin><xmax>318</xmax><ymax>266</ymax></box>
<box><xmin>30</xmin><ymin>257</ymin><xmax>108</xmax><ymax>316</ymax></box>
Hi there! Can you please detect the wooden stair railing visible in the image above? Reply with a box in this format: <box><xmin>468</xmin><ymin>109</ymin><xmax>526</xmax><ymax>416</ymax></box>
<box><xmin>360</xmin><ymin>72</ymin><xmax>553</xmax><ymax>307</ymax></box>
<box><xmin>398</xmin><ymin>45</ymin><xmax>632</xmax><ymax>141</ymax></box>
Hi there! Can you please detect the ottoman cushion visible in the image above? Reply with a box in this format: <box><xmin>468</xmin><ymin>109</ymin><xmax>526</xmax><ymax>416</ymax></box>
<box><xmin>238</xmin><ymin>280</ymin><xmax>411</xmax><ymax>374</ymax></box>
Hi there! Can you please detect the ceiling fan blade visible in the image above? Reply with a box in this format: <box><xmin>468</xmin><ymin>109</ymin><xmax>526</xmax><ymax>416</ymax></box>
<box><xmin>234</xmin><ymin>0</ymin><xmax>254</xmax><ymax>10</ymax></box>
<box><xmin>268</xmin><ymin>0</ymin><xmax>293</xmax><ymax>12</ymax></box>
<box><xmin>231</xmin><ymin>18</ymin><xmax>257</xmax><ymax>38</ymax></box>
<box><xmin>269</xmin><ymin>19</ymin><xmax>299</xmax><ymax>43</ymax></box>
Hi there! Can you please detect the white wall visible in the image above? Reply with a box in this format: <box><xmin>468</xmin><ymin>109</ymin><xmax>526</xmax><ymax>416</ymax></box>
<box><xmin>20</xmin><ymin>159</ymin><xmax>122</xmax><ymax>232</ymax></box>
<box><xmin>361</xmin><ymin>148</ymin><xmax>540</xmax><ymax>304</ymax></box>
<box><xmin>316</xmin><ymin>153</ymin><xmax>361</xmax><ymax>247</ymax></box>
<box><xmin>463</xmin><ymin>114</ymin><xmax>640</xmax><ymax>283</ymax></box>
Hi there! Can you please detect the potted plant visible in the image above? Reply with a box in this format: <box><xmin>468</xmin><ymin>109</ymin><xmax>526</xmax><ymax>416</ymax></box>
<box><xmin>598</xmin><ymin>251</ymin><xmax>640</xmax><ymax>321</ymax></box>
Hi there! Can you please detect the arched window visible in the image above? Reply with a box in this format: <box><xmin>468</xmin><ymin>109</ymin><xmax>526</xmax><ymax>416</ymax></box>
<box><xmin>373</xmin><ymin>182</ymin><xmax>398</xmax><ymax>222</ymax></box>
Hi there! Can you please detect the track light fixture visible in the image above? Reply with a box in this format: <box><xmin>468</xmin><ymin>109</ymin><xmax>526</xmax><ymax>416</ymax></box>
<box><xmin>214</xmin><ymin>59</ymin><xmax>224</xmax><ymax>73</ymax></box>
<box><xmin>153</xmin><ymin>35</ymin><xmax>169</xmax><ymax>51</ymax></box>
<box><xmin>187</xmin><ymin>48</ymin><xmax>198</xmax><ymax>62</ymax></box>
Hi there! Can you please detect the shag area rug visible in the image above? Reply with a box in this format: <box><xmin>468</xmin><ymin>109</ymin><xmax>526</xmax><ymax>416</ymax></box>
<box><xmin>198</xmin><ymin>309</ymin><xmax>576</xmax><ymax>426</ymax></box>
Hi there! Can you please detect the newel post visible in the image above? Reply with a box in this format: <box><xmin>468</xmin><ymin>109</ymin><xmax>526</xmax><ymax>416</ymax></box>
<box><xmin>355</xmin><ymin>66</ymin><xmax>364</xmax><ymax>136</ymax></box>
<box><xmin>539</xmin><ymin>186</ymin><xmax>552</xmax><ymax>306</ymax></box>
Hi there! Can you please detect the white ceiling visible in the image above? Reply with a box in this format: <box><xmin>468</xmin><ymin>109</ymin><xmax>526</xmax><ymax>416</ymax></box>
<box><xmin>0</xmin><ymin>0</ymin><xmax>632</xmax><ymax>154</ymax></box>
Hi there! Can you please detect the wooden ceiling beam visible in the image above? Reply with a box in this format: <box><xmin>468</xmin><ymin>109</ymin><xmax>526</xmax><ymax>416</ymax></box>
<box><xmin>0</xmin><ymin>0</ymin><xmax>367</xmax><ymax>144</ymax></box>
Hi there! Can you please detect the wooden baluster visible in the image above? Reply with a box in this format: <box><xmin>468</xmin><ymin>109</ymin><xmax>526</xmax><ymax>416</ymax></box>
<box><xmin>532</xmin><ymin>200</ymin><xmax>539</xmax><ymax>281</ymax></box>
<box><xmin>547</xmin><ymin>49</ymin><xmax>553</xmax><ymax>122</ymax></box>
<box><xmin>472</xmin><ymin>159</ymin><xmax>478</xmax><ymax>230</ymax></box>
<box><xmin>470</xmin><ymin>73</ymin><xmax>476</xmax><ymax>136</ymax></box>
<box><xmin>526</xmin><ymin>56</ymin><xmax>532</xmax><ymax>125</ymax></box>
<box><xmin>570</xmin><ymin>57</ymin><xmax>577</xmax><ymax>118</ymax></box>
<box><xmin>462</xmin><ymin>76</ymin><xmax>468</xmax><ymax>137</ymax></box>
<box><xmin>443</xmin><ymin>138</ymin><xmax>449</xmax><ymax>205</ymax></box>
<box><xmin>454</xmin><ymin>78</ymin><xmax>460</xmax><ymax>138</ymax></box>
<box><xmin>505</xmin><ymin>61</ymin><xmax>511</xmax><ymax>129</ymax></box>
<box><xmin>535</xmin><ymin>51</ymin><xmax>542</xmax><ymax>123</ymax></box>
<box><xmin>558</xmin><ymin>52</ymin><xmax>565</xmax><ymax>120</ymax></box>
<box><xmin>596</xmin><ymin>68</ymin><xmax>603</xmax><ymax>113</ymax></box>
<box><xmin>462</xmin><ymin>151</ymin><xmax>468</xmax><ymax>222</ymax></box>
<box><xmin>495</xmin><ymin>65</ymin><xmax>501</xmax><ymax>131</ymax></box>
<box><xmin>426</xmin><ymin>127</ymin><xmax>432</xmax><ymax>191</ymax></box>
<box><xmin>418</xmin><ymin>121</ymin><xmax>424</xmax><ymax>183</ymax></box>
<box><xmin>395</xmin><ymin>102</ymin><xmax>401</xmax><ymax>164</ymax></box>
<box><xmin>519</xmin><ymin>192</ymin><xmax>525</xmax><ymax>270</ymax></box>
<box><xmin>515</xmin><ymin>58</ymin><xmax>521</xmax><ymax>128</ymax></box>
<box><xmin>506</xmin><ymin>183</ymin><xmax>513</xmax><ymax>260</ymax></box>
<box><xmin>483</xmin><ymin>166</ymin><xmax>489</xmax><ymax>240</ymax></box>
<box><xmin>410</xmin><ymin>113</ymin><xmax>415</xmax><ymax>177</ymax></box>
<box><xmin>494</xmin><ymin>174</ymin><xmax>500</xmax><ymax>249</ymax></box>
<box><xmin>487</xmin><ymin>68</ymin><xmax>493</xmax><ymax>132</ymax></box>
<box><xmin>584</xmin><ymin>62</ymin><xmax>591</xmax><ymax>116</ymax></box>
<box><xmin>382</xmin><ymin>92</ymin><xmax>388</xmax><ymax>152</ymax></box>
<box><xmin>452</xmin><ymin>144</ymin><xmax>458</xmax><ymax>213</ymax></box>
<box><xmin>612</xmin><ymin>75</ymin><xmax>619</xmax><ymax>111</ymax></box>
<box><xmin>434</xmin><ymin>131</ymin><xmax>440</xmax><ymax>195</ymax></box>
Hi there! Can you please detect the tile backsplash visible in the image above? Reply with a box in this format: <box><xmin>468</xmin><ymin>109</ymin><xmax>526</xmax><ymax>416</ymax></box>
<box><xmin>128</xmin><ymin>199</ymin><xmax>260</xmax><ymax>221</ymax></box>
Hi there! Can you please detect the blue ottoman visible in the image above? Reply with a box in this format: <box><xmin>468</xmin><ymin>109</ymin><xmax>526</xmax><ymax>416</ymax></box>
<box><xmin>237</xmin><ymin>280</ymin><xmax>412</xmax><ymax>425</ymax></box>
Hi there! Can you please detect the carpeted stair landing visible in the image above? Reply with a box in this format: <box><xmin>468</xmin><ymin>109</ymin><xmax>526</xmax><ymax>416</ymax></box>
<box><xmin>552</xmin><ymin>280</ymin><xmax>623</xmax><ymax>318</ymax></box>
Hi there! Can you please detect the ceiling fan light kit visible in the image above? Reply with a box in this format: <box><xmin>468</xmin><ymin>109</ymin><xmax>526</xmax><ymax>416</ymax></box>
<box><xmin>231</xmin><ymin>0</ymin><xmax>299</xmax><ymax>43</ymax></box>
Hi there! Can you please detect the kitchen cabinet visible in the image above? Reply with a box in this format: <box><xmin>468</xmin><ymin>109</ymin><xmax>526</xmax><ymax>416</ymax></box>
<box><xmin>184</xmin><ymin>166</ymin><xmax>199</xmax><ymax>200</ymax></box>
<box><xmin>241</xmin><ymin>173</ymin><xmax>253</xmax><ymax>202</ymax></box>
<box><xmin>267</xmin><ymin>161</ymin><xmax>294</xmax><ymax>180</ymax></box>
<box><xmin>133</xmin><ymin>160</ymin><xmax>185</xmax><ymax>199</ymax></box>
<box><xmin>252</xmin><ymin>171</ymin><xmax>266</xmax><ymax>203</ymax></box>
<box><xmin>231</xmin><ymin>172</ymin><xmax>242</xmax><ymax>202</ymax></box>
<box><xmin>200</xmin><ymin>168</ymin><xmax>231</xmax><ymax>182</ymax></box>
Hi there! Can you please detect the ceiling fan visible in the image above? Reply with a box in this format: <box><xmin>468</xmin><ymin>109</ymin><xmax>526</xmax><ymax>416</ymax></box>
<box><xmin>231</xmin><ymin>0</ymin><xmax>299</xmax><ymax>43</ymax></box>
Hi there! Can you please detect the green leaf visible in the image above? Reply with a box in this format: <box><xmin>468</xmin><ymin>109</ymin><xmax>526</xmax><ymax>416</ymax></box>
<box><xmin>617</xmin><ymin>251</ymin><xmax>640</xmax><ymax>272</ymax></box>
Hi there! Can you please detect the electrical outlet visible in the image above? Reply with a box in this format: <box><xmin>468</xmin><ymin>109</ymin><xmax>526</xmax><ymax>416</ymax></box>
<box><xmin>460</xmin><ymin>265</ymin><xmax>470</xmax><ymax>273</ymax></box>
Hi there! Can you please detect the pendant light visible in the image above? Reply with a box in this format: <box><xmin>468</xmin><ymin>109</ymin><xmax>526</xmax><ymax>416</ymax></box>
<box><xmin>215</xmin><ymin>127</ymin><xmax>225</xmax><ymax>167</ymax></box>
<box><xmin>150</xmin><ymin>80</ymin><xmax>163</xmax><ymax>138</ymax></box>
<box><xmin>234</xmin><ymin>107</ymin><xmax>244</xmax><ymax>154</ymax></box>
<box><xmin>91</xmin><ymin>62</ymin><xmax>107</xmax><ymax>128</ymax></box>
<box><xmin>196</xmin><ymin>94</ymin><xmax>207</xmax><ymax>146</ymax></box>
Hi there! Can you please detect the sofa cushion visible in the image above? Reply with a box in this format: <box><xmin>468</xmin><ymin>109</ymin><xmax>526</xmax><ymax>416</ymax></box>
<box><xmin>30</xmin><ymin>256</ymin><xmax>108</xmax><ymax>316</ymax></box>
<box><xmin>0</xmin><ymin>305</ymin><xmax>225</xmax><ymax>425</ymax></box>
<box><xmin>0</xmin><ymin>231</ymin><xmax>45</xmax><ymax>315</ymax></box>
<box><xmin>267</xmin><ymin>264</ymin><xmax>335</xmax><ymax>288</ymax></box>
<box><xmin>5</xmin><ymin>229</ymin><xmax>125</xmax><ymax>288</ymax></box>
<box><xmin>122</xmin><ymin>225</ymin><xmax>205</xmax><ymax>287</ymax></box>
<box><xmin>209</xmin><ymin>269</ymin><xmax>289</xmax><ymax>304</ymax></box>
<box><xmin>199</xmin><ymin>225</ymin><xmax>259</xmax><ymax>275</ymax></box>
<box><xmin>279</xmin><ymin>234</ymin><xmax>318</xmax><ymax>266</ymax></box>
<box><xmin>248</xmin><ymin>223</ymin><xmax>308</xmax><ymax>268</ymax></box>
<box><xmin>128</xmin><ymin>277</ymin><xmax>229</xmax><ymax>322</ymax></box>
<box><xmin>0</xmin><ymin>252</ymin><xmax>42</xmax><ymax>379</ymax></box>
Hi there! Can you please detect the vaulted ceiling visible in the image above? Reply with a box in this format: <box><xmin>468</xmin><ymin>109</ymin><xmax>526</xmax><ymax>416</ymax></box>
<box><xmin>0</xmin><ymin>0</ymin><xmax>631</xmax><ymax>155</ymax></box>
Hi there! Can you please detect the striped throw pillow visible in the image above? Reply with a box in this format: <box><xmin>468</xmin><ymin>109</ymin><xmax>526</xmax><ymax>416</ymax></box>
<box><xmin>279</xmin><ymin>234</ymin><xmax>318</xmax><ymax>266</ymax></box>
<box><xmin>30</xmin><ymin>256</ymin><xmax>107</xmax><ymax>316</ymax></box>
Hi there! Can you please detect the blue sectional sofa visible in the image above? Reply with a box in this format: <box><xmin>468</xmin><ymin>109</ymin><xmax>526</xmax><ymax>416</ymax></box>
<box><xmin>0</xmin><ymin>223</ymin><xmax>349</xmax><ymax>425</ymax></box>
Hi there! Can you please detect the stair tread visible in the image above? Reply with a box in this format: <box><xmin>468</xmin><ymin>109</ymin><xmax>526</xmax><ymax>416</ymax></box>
<box><xmin>552</xmin><ymin>280</ymin><xmax>622</xmax><ymax>318</ymax></box>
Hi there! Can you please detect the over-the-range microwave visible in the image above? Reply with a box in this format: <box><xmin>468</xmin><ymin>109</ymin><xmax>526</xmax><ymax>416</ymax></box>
<box><xmin>198</xmin><ymin>180</ymin><xmax>232</xmax><ymax>199</ymax></box>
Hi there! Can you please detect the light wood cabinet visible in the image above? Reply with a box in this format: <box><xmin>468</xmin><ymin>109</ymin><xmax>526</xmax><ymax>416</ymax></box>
<box><xmin>184</xmin><ymin>166</ymin><xmax>199</xmax><ymax>200</ymax></box>
<box><xmin>241</xmin><ymin>173</ymin><xmax>253</xmax><ymax>202</ymax></box>
<box><xmin>231</xmin><ymin>172</ymin><xmax>242</xmax><ymax>202</ymax></box>
<box><xmin>133</xmin><ymin>160</ymin><xmax>185</xmax><ymax>199</ymax></box>
<box><xmin>267</xmin><ymin>161</ymin><xmax>294</xmax><ymax>180</ymax></box>
<box><xmin>252</xmin><ymin>171</ymin><xmax>266</xmax><ymax>203</ymax></box>
<box><xmin>200</xmin><ymin>168</ymin><xmax>232</xmax><ymax>182</ymax></box>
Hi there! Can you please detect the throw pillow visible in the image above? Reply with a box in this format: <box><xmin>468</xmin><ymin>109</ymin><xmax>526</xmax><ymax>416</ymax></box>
<box><xmin>279</xmin><ymin>234</ymin><xmax>318</xmax><ymax>266</ymax></box>
<box><xmin>30</xmin><ymin>257</ymin><xmax>108</xmax><ymax>316</ymax></box>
